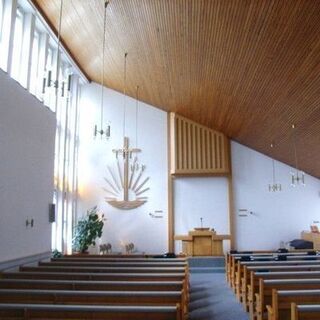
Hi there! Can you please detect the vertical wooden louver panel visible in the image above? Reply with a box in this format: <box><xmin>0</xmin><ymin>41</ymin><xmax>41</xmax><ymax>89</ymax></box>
<box><xmin>170</xmin><ymin>113</ymin><xmax>230</xmax><ymax>175</ymax></box>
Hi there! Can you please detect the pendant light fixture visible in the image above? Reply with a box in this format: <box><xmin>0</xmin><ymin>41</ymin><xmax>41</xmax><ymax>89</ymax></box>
<box><xmin>268</xmin><ymin>143</ymin><xmax>282</xmax><ymax>192</ymax></box>
<box><xmin>94</xmin><ymin>0</ymin><xmax>111</xmax><ymax>139</ymax></box>
<box><xmin>42</xmin><ymin>0</ymin><xmax>63</xmax><ymax>104</ymax></box>
<box><xmin>131</xmin><ymin>85</ymin><xmax>140</xmax><ymax>171</ymax></box>
<box><xmin>290</xmin><ymin>124</ymin><xmax>305</xmax><ymax>187</ymax></box>
<box><xmin>122</xmin><ymin>52</ymin><xmax>128</xmax><ymax>144</ymax></box>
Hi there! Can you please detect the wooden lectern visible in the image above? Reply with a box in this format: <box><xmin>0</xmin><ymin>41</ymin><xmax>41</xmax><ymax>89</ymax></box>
<box><xmin>174</xmin><ymin>228</ymin><xmax>231</xmax><ymax>256</ymax></box>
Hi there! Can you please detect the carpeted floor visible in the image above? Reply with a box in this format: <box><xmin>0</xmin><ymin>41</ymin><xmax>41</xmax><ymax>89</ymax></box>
<box><xmin>189</xmin><ymin>273</ymin><xmax>249</xmax><ymax>320</ymax></box>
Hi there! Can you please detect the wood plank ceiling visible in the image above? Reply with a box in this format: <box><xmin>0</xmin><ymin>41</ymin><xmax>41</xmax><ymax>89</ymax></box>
<box><xmin>33</xmin><ymin>0</ymin><xmax>320</xmax><ymax>178</ymax></box>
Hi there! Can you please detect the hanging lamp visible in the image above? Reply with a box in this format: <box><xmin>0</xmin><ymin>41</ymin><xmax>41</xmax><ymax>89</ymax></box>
<box><xmin>268</xmin><ymin>143</ymin><xmax>282</xmax><ymax>192</ymax></box>
<box><xmin>290</xmin><ymin>124</ymin><xmax>305</xmax><ymax>186</ymax></box>
<box><xmin>94</xmin><ymin>0</ymin><xmax>111</xmax><ymax>139</ymax></box>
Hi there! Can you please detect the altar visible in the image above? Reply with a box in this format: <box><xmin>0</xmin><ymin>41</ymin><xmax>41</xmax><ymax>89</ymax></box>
<box><xmin>174</xmin><ymin>228</ymin><xmax>231</xmax><ymax>256</ymax></box>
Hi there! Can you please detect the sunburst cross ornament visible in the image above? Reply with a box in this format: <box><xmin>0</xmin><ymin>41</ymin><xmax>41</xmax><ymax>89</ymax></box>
<box><xmin>103</xmin><ymin>137</ymin><xmax>150</xmax><ymax>210</ymax></box>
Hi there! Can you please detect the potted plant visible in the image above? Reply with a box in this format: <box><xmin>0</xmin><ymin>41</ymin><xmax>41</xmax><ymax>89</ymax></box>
<box><xmin>72</xmin><ymin>206</ymin><xmax>105</xmax><ymax>253</ymax></box>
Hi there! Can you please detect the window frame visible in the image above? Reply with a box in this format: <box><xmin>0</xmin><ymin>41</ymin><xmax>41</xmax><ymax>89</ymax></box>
<box><xmin>0</xmin><ymin>0</ymin><xmax>4</xmax><ymax>42</ymax></box>
<box><xmin>10</xmin><ymin>6</ymin><xmax>24</xmax><ymax>82</ymax></box>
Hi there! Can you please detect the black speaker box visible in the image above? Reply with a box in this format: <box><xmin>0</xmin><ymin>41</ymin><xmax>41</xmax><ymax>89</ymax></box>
<box><xmin>49</xmin><ymin>203</ymin><xmax>56</xmax><ymax>223</ymax></box>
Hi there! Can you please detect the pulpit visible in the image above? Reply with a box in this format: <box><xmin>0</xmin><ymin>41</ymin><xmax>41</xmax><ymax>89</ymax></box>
<box><xmin>174</xmin><ymin>228</ymin><xmax>230</xmax><ymax>256</ymax></box>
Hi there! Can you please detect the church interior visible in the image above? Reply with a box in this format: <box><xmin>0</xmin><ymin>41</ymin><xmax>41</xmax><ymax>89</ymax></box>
<box><xmin>1</xmin><ymin>0</ymin><xmax>320</xmax><ymax>319</ymax></box>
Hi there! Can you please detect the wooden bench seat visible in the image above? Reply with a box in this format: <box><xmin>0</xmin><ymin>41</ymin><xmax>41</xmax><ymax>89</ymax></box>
<box><xmin>235</xmin><ymin>260</ymin><xmax>320</xmax><ymax>297</ymax></box>
<box><xmin>0</xmin><ymin>302</ymin><xmax>182</xmax><ymax>319</ymax></box>
<box><xmin>267</xmin><ymin>289</ymin><xmax>320</xmax><ymax>320</ymax></box>
<box><xmin>291</xmin><ymin>303</ymin><xmax>320</xmax><ymax>320</ymax></box>
<box><xmin>41</xmin><ymin>261</ymin><xmax>187</xmax><ymax>267</ymax></box>
<box><xmin>255</xmin><ymin>279</ymin><xmax>320</xmax><ymax>320</ymax></box>
<box><xmin>244</xmin><ymin>271</ymin><xmax>320</xmax><ymax>314</ymax></box>
<box><xmin>19</xmin><ymin>265</ymin><xmax>187</xmax><ymax>274</ymax></box>
<box><xmin>53</xmin><ymin>257</ymin><xmax>187</xmax><ymax>262</ymax></box>
<box><xmin>0</xmin><ymin>278</ymin><xmax>183</xmax><ymax>291</ymax></box>
<box><xmin>238</xmin><ymin>264</ymin><xmax>320</xmax><ymax>307</ymax></box>
<box><xmin>1</xmin><ymin>271</ymin><xmax>186</xmax><ymax>282</ymax></box>
<box><xmin>0</xmin><ymin>288</ymin><xmax>185</xmax><ymax>308</ymax></box>
<box><xmin>226</xmin><ymin>251</ymin><xmax>315</xmax><ymax>285</ymax></box>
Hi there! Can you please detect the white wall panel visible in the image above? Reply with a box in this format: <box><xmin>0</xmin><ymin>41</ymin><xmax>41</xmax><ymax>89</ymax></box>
<box><xmin>0</xmin><ymin>70</ymin><xmax>56</xmax><ymax>262</ymax></box>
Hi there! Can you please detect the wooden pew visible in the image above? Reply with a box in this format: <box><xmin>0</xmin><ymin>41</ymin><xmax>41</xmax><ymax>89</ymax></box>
<box><xmin>0</xmin><ymin>288</ymin><xmax>185</xmax><ymax>308</ymax></box>
<box><xmin>0</xmin><ymin>303</ymin><xmax>182</xmax><ymax>319</ymax></box>
<box><xmin>19</xmin><ymin>265</ymin><xmax>187</xmax><ymax>274</ymax></box>
<box><xmin>267</xmin><ymin>289</ymin><xmax>320</xmax><ymax>320</ymax></box>
<box><xmin>255</xmin><ymin>279</ymin><xmax>320</xmax><ymax>320</ymax></box>
<box><xmin>238</xmin><ymin>262</ymin><xmax>320</xmax><ymax>304</ymax></box>
<box><xmin>40</xmin><ymin>261</ymin><xmax>187</xmax><ymax>268</ymax></box>
<box><xmin>60</xmin><ymin>254</ymin><xmax>186</xmax><ymax>261</ymax></box>
<box><xmin>225</xmin><ymin>250</ymin><xmax>317</xmax><ymax>284</ymax></box>
<box><xmin>291</xmin><ymin>303</ymin><xmax>320</xmax><ymax>320</ymax></box>
<box><xmin>1</xmin><ymin>271</ymin><xmax>186</xmax><ymax>282</ymax></box>
<box><xmin>53</xmin><ymin>257</ymin><xmax>187</xmax><ymax>262</ymax></box>
<box><xmin>245</xmin><ymin>271</ymin><xmax>320</xmax><ymax>314</ymax></box>
<box><xmin>227</xmin><ymin>251</ymin><xmax>317</xmax><ymax>287</ymax></box>
<box><xmin>0</xmin><ymin>278</ymin><xmax>183</xmax><ymax>291</ymax></box>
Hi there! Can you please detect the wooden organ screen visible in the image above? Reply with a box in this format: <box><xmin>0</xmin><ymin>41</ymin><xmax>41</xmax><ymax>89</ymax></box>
<box><xmin>169</xmin><ymin>113</ymin><xmax>230</xmax><ymax>175</ymax></box>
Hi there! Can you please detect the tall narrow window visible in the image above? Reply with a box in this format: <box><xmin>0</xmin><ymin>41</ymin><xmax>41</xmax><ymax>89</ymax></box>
<box><xmin>30</xmin><ymin>30</ymin><xmax>39</xmax><ymax>95</ymax></box>
<box><xmin>11</xmin><ymin>8</ymin><xmax>24</xmax><ymax>81</ymax></box>
<box><xmin>0</xmin><ymin>0</ymin><xmax>4</xmax><ymax>45</ymax></box>
<box><xmin>43</xmin><ymin>46</ymin><xmax>55</xmax><ymax>109</ymax></box>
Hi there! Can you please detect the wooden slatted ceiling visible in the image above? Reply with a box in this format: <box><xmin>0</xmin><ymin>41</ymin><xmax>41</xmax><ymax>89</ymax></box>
<box><xmin>32</xmin><ymin>0</ymin><xmax>320</xmax><ymax>178</ymax></box>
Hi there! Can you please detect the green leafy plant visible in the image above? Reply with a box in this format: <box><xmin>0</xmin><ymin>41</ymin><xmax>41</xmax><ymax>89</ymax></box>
<box><xmin>72</xmin><ymin>206</ymin><xmax>105</xmax><ymax>253</ymax></box>
<box><xmin>52</xmin><ymin>249</ymin><xmax>62</xmax><ymax>259</ymax></box>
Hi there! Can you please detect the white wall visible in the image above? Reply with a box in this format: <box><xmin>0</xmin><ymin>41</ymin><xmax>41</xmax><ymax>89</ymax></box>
<box><xmin>78</xmin><ymin>83</ymin><xmax>168</xmax><ymax>254</ymax></box>
<box><xmin>174</xmin><ymin>177</ymin><xmax>230</xmax><ymax>253</ymax></box>
<box><xmin>232</xmin><ymin>141</ymin><xmax>320</xmax><ymax>250</ymax></box>
<box><xmin>0</xmin><ymin>70</ymin><xmax>56</xmax><ymax>262</ymax></box>
<box><xmin>77</xmin><ymin>82</ymin><xmax>320</xmax><ymax>254</ymax></box>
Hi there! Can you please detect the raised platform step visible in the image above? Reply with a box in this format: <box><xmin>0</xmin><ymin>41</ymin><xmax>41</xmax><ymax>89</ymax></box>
<box><xmin>190</xmin><ymin>267</ymin><xmax>225</xmax><ymax>274</ymax></box>
<box><xmin>187</xmin><ymin>257</ymin><xmax>225</xmax><ymax>273</ymax></box>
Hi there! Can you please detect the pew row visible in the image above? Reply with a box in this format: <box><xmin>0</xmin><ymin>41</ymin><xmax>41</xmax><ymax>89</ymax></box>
<box><xmin>1</xmin><ymin>271</ymin><xmax>186</xmax><ymax>282</ymax></box>
<box><xmin>226</xmin><ymin>251</ymin><xmax>318</xmax><ymax>286</ymax></box>
<box><xmin>267</xmin><ymin>289</ymin><xmax>320</xmax><ymax>320</ymax></box>
<box><xmin>0</xmin><ymin>289</ymin><xmax>186</xmax><ymax>311</ymax></box>
<box><xmin>40</xmin><ymin>261</ymin><xmax>187</xmax><ymax>267</ymax></box>
<box><xmin>291</xmin><ymin>303</ymin><xmax>320</xmax><ymax>320</ymax></box>
<box><xmin>239</xmin><ymin>263</ymin><xmax>320</xmax><ymax>306</ymax></box>
<box><xmin>235</xmin><ymin>260</ymin><xmax>320</xmax><ymax>296</ymax></box>
<box><xmin>255</xmin><ymin>279</ymin><xmax>320</xmax><ymax>320</ymax></box>
<box><xmin>19</xmin><ymin>265</ymin><xmax>187</xmax><ymax>274</ymax></box>
<box><xmin>244</xmin><ymin>271</ymin><xmax>320</xmax><ymax>313</ymax></box>
<box><xmin>0</xmin><ymin>303</ymin><xmax>182</xmax><ymax>319</ymax></box>
<box><xmin>52</xmin><ymin>257</ymin><xmax>187</xmax><ymax>262</ymax></box>
<box><xmin>0</xmin><ymin>278</ymin><xmax>183</xmax><ymax>291</ymax></box>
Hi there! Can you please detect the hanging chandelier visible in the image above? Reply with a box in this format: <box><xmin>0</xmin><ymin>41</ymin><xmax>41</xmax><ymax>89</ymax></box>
<box><xmin>268</xmin><ymin>143</ymin><xmax>281</xmax><ymax>192</ymax></box>
<box><xmin>290</xmin><ymin>124</ymin><xmax>305</xmax><ymax>187</ymax></box>
<box><xmin>94</xmin><ymin>0</ymin><xmax>111</xmax><ymax>139</ymax></box>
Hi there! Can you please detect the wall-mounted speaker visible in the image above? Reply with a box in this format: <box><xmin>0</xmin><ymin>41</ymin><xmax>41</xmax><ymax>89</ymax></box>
<box><xmin>49</xmin><ymin>203</ymin><xmax>56</xmax><ymax>223</ymax></box>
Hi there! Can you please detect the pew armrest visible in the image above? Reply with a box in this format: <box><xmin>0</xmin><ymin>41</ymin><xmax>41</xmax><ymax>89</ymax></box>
<box><xmin>255</xmin><ymin>293</ymin><xmax>260</xmax><ymax>312</ymax></box>
<box><xmin>266</xmin><ymin>305</ymin><xmax>273</xmax><ymax>320</ymax></box>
